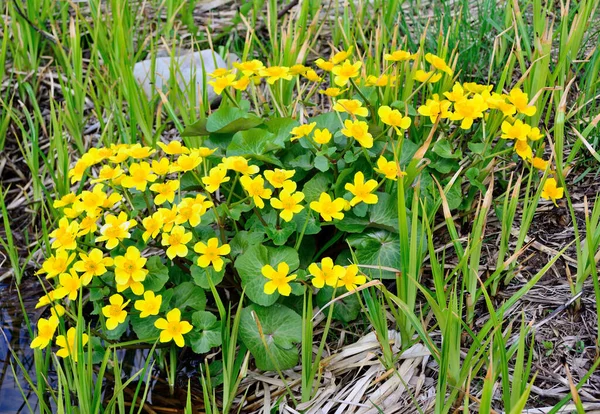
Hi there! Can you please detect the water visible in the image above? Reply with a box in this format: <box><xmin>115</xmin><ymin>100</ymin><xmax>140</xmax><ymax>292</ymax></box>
<box><xmin>0</xmin><ymin>279</ymin><xmax>43</xmax><ymax>414</ymax></box>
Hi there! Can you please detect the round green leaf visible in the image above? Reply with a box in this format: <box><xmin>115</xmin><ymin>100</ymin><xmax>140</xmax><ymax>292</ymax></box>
<box><xmin>239</xmin><ymin>304</ymin><xmax>302</xmax><ymax>371</ymax></box>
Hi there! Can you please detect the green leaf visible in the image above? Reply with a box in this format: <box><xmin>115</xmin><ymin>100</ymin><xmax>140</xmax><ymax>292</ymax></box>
<box><xmin>130</xmin><ymin>314</ymin><xmax>160</xmax><ymax>340</ymax></box>
<box><xmin>227</xmin><ymin>128</ymin><xmax>276</xmax><ymax>156</ymax></box>
<box><xmin>264</xmin><ymin>117</ymin><xmax>299</xmax><ymax>147</ymax></box>
<box><xmin>144</xmin><ymin>256</ymin><xmax>170</xmax><ymax>292</ymax></box>
<box><xmin>188</xmin><ymin>311</ymin><xmax>221</xmax><ymax>353</ymax></box>
<box><xmin>206</xmin><ymin>106</ymin><xmax>263</xmax><ymax>134</ymax></box>
<box><xmin>368</xmin><ymin>192</ymin><xmax>398</xmax><ymax>231</ymax></box>
<box><xmin>239</xmin><ymin>304</ymin><xmax>302</xmax><ymax>371</ymax></box>
<box><xmin>171</xmin><ymin>282</ymin><xmax>206</xmax><ymax>310</ymax></box>
<box><xmin>316</xmin><ymin>286</ymin><xmax>361</xmax><ymax>322</ymax></box>
<box><xmin>191</xmin><ymin>264</ymin><xmax>225</xmax><ymax>290</ymax></box>
<box><xmin>432</xmin><ymin>138</ymin><xmax>462</xmax><ymax>159</ymax></box>
<box><xmin>265</xmin><ymin>221</ymin><xmax>296</xmax><ymax>246</ymax></box>
<box><xmin>234</xmin><ymin>244</ymin><xmax>299</xmax><ymax>306</ymax></box>
<box><xmin>181</xmin><ymin>118</ymin><xmax>210</xmax><ymax>137</ymax></box>
<box><xmin>229</xmin><ymin>231</ymin><xmax>266</xmax><ymax>258</ymax></box>
<box><xmin>314</xmin><ymin>155</ymin><xmax>329</xmax><ymax>172</ymax></box>
<box><xmin>292</xmin><ymin>209</ymin><xmax>321</xmax><ymax>235</ymax></box>
<box><xmin>104</xmin><ymin>317</ymin><xmax>129</xmax><ymax>340</ymax></box>
<box><xmin>302</xmin><ymin>172</ymin><xmax>333</xmax><ymax>203</ymax></box>
<box><xmin>349</xmin><ymin>230</ymin><xmax>401</xmax><ymax>279</ymax></box>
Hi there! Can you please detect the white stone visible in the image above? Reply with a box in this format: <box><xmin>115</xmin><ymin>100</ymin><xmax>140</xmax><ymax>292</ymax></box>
<box><xmin>133</xmin><ymin>49</ymin><xmax>235</xmax><ymax>105</ymax></box>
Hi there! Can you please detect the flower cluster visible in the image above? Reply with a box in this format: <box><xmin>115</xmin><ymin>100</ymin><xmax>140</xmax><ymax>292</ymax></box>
<box><xmin>32</xmin><ymin>45</ymin><xmax>564</xmax><ymax>361</ymax></box>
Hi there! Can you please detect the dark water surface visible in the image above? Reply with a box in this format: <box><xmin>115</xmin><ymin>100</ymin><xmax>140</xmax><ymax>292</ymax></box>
<box><xmin>0</xmin><ymin>280</ymin><xmax>43</xmax><ymax>414</ymax></box>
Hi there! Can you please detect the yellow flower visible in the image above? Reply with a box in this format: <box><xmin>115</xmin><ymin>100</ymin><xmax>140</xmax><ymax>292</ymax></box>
<box><xmin>68</xmin><ymin>159</ymin><xmax>90</xmax><ymax>184</ymax></box>
<box><xmin>528</xmin><ymin>127</ymin><xmax>544</xmax><ymax>141</ymax></box>
<box><xmin>501</xmin><ymin>119</ymin><xmax>531</xmax><ymax>141</ymax></box>
<box><xmin>158</xmin><ymin>141</ymin><xmax>190</xmax><ymax>155</ymax></box>
<box><xmin>332</xmin><ymin>47</ymin><xmax>353</xmax><ymax>64</ymax></box>
<box><xmin>170</xmin><ymin>153</ymin><xmax>202</xmax><ymax>173</ymax></box>
<box><xmin>514</xmin><ymin>140</ymin><xmax>533</xmax><ymax>160</ymax></box>
<box><xmin>345</xmin><ymin>172</ymin><xmax>378</xmax><ymax>206</ymax></box>
<box><xmin>290</xmin><ymin>64</ymin><xmax>308</xmax><ymax>75</ymax></box>
<box><xmin>507</xmin><ymin>88</ymin><xmax>536</xmax><ymax>116</ymax></box>
<box><xmin>102</xmin><ymin>294</ymin><xmax>129</xmax><ymax>330</ymax></box>
<box><xmin>162</xmin><ymin>225</ymin><xmax>193</xmax><ymax>259</ymax></box>
<box><xmin>157</xmin><ymin>206</ymin><xmax>178</xmax><ymax>232</ymax></box>
<box><xmin>290</xmin><ymin>122</ymin><xmax>317</xmax><ymax>141</ymax></box>
<box><xmin>114</xmin><ymin>246</ymin><xmax>148</xmax><ymax>287</ymax></box>
<box><xmin>127</xmin><ymin>144</ymin><xmax>156</xmax><ymax>159</ymax></box>
<box><xmin>374</xmin><ymin>156</ymin><xmax>405</xmax><ymax>181</ymax></box>
<box><xmin>318</xmin><ymin>87</ymin><xmax>344</xmax><ymax>97</ymax></box>
<box><xmin>365</xmin><ymin>74</ymin><xmax>393</xmax><ymax>87</ymax></box>
<box><xmin>50</xmin><ymin>304</ymin><xmax>65</xmax><ymax>318</ymax></box>
<box><xmin>55</xmin><ymin>269</ymin><xmax>82</xmax><ymax>301</ymax></box>
<box><xmin>77</xmin><ymin>184</ymin><xmax>108</xmax><ymax>215</ymax></box>
<box><xmin>122</xmin><ymin>162</ymin><xmax>157</xmax><ymax>191</ymax></box>
<box><xmin>541</xmin><ymin>178</ymin><xmax>564</xmax><ymax>205</ymax></box>
<box><xmin>383</xmin><ymin>50</ymin><xmax>415</xmax><ymax>62</ymax></box>
<box><xmin>425</xmin><ymin>53</ymin><xmax>453</xmax><ymax>75</ymax></box>
<box><xmin>194</xmin><ymin>237</ymin><xmax>230</xmax><ymax>272</ymax></box>
<box><xmin>341</xmin><ymin>119</ymin><xmax>373</xmax><ymax>148</ymax></box>
<box><xmin>91</xmin><ymin>165</ymin><xmax>123</xmax><ymax>184</ymax></box>
<box><xmin>414</xmin><ymin>69</ymin><xmax>442</xmax><ymax>83</ymax></box>
<box><xmin>53</xmin><ymin>193</ymin><xmax>79</xmax><ymax>208</ymax></box>
<box><xmin>303</xmin><ymin>69</ymin><xmax>322</xmax><ymax>82</ymax></box>
<box><xmin>154</xmin><ymin>308</ymin><xmax>193</xmax><ymax>347</ymax></box>
<box><xmin>195</xmin><ymin>147</ymin><xmax>217</xmax><ymax>158</ymax></box>
<box><xmin>310</xmin><ymin>193</ymin><xmax>345</xmax><ymax>222</ymax></box>
<box><xmin>150</xmin><ymin>179</ymin><xmax>180</xmax><ymax>205</ymax></box>
<box><xmin>260</xmin><ymin>66</ymin><xmax>293</xmax><ymax>84</ymax></box>
<box><xmin>142</xmin><ymin>213</ymin><xmax>163</xmax><ymax>242</ymax></box>
<box><xmin>208</xmin><ymin>68</ymin><xmax>230</xmax><ymax>78</ymax></box>
<box><xmin>532</xmin><ymin>157</ymin><xmax>549</xmax><ymax>170</ymax></box>
<box><xmin>96</xmin><ymin>212</ymin><xmax>137</xmax><ymax>250</ymax></box>
<box><xmin>176</xmin><ymin>195</ymin><xmax>212</xmax><ymax>227</ymax></box>
<box><xmin>202</xmin><ymin>167</ymin><xmax>230</xmax><ymax>192</ymax></box>
<box><xmin>38</xmin><ymin>250</ymin><xmax>76</xmax><ymax>279</ymax></box>
<box><xmin>49</xmin><ymin>218</ymin><xmax>79</xmax><ymax>251</ymax></box>
<box><xmin>262</xmin><ymin>262</ymin><xmax>296</xmax><ymax>296</ymax></box>
<box><xmin>240</xmin><ymin>175</ymin><xmax>272</xmax><ymax>208</ymax></box>
<box><xmin>443</xmin><ymin>83</ymin><xmax>466</xmax><ymax>102</ymax></box>
<box><xmin>449</xmin><ymin>95</ymin><xmax>488</xmax><ymax>129</ymax></box>
<box><xmin>337</xmin><ymin>264</ymin><xmax>366</xmax><ymax>291</ymax></box>
<box><xmin>151</xmin><ymin>157</ymin><xmax>171</xmax><ymax>175</ymax></box>
<box><xmin>463</xmin><ymin>82</ymin><xmax>493</xmax><ymax>94</ymax></box>
<box><xmin>308</xmin><ymin>257</ymin><xmax>345</xmax><ymax>288</ymax></box>
<box><xmin>417</xmin><ymin>94</ymin><xmax>452</xmax><ymax>123</ymax></box>
<box><xmin>313</xmin><ymin>128</ymin><xmax>332</xmax><ymax>145</ymax></box>
<box><xmin>315</xmin><ymin>58</ymin><xmax>335</xmax><ymax>72</ymax></box>
<box><xmin>331</xmin><ymin>60</ymin><xmax>362</xmax><ymax>86</ymax></box>
<box><xmin>135</xmin><ymin>291</ymin><xmax>163</xmax><ymax>318</ymax></box>
<box><xmin>73</xmin><ymin>248</ymin><xmax>113</xmax><ymax>285</ymax></box>
<box><xmin>208</xmin><ymin>74</ymin><xmax>236</xmax><ymax>95</ymax></box>
<box><xmin>56</xmin><ymin>327</ymin><xmax>89</xmax><ymax>361</ymax></box>
<box><xmin>264</xmin><ymin>169</ymin><xmax>295</xmax><ymax>188</ymax></box>
<box><xmin>35</xmin><ymin>290</ymin><xmax>59</xmax><ymax>309</ymax></box>
<box><xmin>270</xmin><ymin>181</ymin><xmax>305</xmax><ymax>222</ymax></box>
<box><xmin>234</xmin><ymin>60</ymin><xmax>265</xmax><ymax>76</ymax></box>
<box><xmin>333</xmin><ymin>99</ymin><xmax>368</xmax><ymax>117</ymax></box>
<box><xmin>116</xmin><ymin>277</ymin><xmax>145</xmax><ymax>296</ymax></box>
<box><xmin>233</xmin><ymin>76</ymin><xmax>250</xmax><ymax>90</ymax></box>
<box><xmin>378</xmin><ymin>106</ymin><xmax>411</xmax><ymax>131</ymax></box>
<box><xmin>223</xmin><ymin>156</ymin><xmax>260</xmax><ymax>175</ymax></box>
<box><xmin>30</xmin><ymin>316</ymin><xmax>59</xmax><ymax>349</ymax></box>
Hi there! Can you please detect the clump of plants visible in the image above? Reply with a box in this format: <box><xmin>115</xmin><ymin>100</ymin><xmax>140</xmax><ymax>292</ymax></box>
<box><xmin>32</xmin><ymin>46</ymin><xmax>564</xmax><ymax>400</ymax></box>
